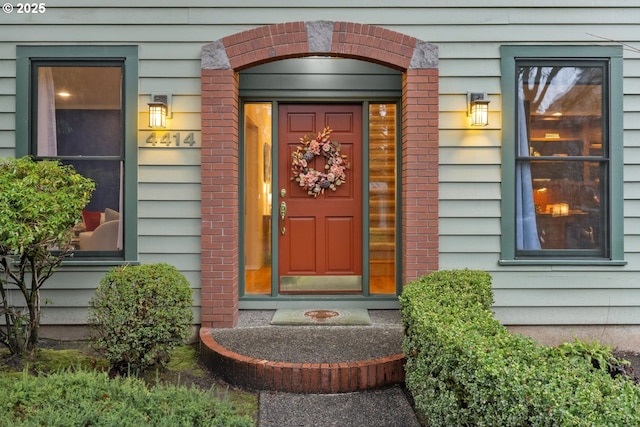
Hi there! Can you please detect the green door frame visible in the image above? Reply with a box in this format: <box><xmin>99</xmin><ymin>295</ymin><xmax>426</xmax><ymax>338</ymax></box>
<box><xmin>239</xmin><ymin>98</ymin><xmax>402</xmax><ymax>309</ymax></box>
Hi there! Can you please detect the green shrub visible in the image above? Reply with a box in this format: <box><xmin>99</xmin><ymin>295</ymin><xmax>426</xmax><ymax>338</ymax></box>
<box><xmin>88</xmin><ymin>263</ymin><xmax>194</xmax><ymax>374</ymax></box>
<box><xmin>0</xmin><ymin>369</ymin><xmax>252</xmax><ymax>427</ymax></box>
<box><xmin>400</xmin><ymin>269</ymin><xmax>640</xmax><ymax>427</ymax></box>
<box><xmin>0</xmin><ymin>156</ymin><xmax>94</xmax><ymax>354</ymax></box>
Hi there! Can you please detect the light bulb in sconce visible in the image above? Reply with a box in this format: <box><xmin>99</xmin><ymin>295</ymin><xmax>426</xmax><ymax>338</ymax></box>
<box><xmin>148</xmin><ymin>93</ymin><xmax>172</xmax><ymax>128</ymax></box>
<box><xmin>467</xmin><ymin>92</ymin><xmax>490</xmax><ymax>126</ymax></box>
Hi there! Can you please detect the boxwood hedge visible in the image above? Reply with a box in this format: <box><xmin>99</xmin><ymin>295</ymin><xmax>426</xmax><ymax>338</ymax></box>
<box><xmin>400</xmin><ymin>269</ymin><xmax>640</xmax><ymax>427</ymax></box>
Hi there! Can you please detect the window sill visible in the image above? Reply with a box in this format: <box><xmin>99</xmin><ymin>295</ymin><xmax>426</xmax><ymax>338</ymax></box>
<box><xmin>62</xmin><ymin>259</ymin><xmax>139</xmax><ymax>267</ymax></box>
<box><xmin>499</xmin><ymin>259</ymin><xmax>627</xmax><ymax>266</ymax></box>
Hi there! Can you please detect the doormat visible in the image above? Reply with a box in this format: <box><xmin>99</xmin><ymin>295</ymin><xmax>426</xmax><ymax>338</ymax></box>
<box><xmin>271</xmin><ymin>309</ymin><xmax>371</xmax><ymax>326</ymax></box>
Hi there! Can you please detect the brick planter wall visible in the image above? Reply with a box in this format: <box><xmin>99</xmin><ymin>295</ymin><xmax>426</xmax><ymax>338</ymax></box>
<box><xmin>201</xmin><ymin>21</ymin><xmax>439</xmax><ymax>328</ymax></box>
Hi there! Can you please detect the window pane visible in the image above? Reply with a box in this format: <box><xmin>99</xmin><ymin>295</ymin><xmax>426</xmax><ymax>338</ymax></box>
<box><xmin>69</xmin><ymin>160</ymin><xmax>123</xmax><ymax>252</ymax></box>
<box><xmin>244</xmin><ymin>103</ymin><xmax>273</xmax><ymax>295</ymax></box>
<box><xmin>530</xmin><ymin>160</ymin><xmax>603</xmax><ymax>250</ymax></box>
<box><xmin>37</xmin><ymin>66</ymin><xmax>122</xmax><ymax>157</ymax></box>
<box><xmin>369</xmin><ymin>104</ymin><xmax>396</xmax><ymax>294</ymax></box>
<box><xmin>35</xmin><ymin>65</ymin><xmax>124</xmax><ymax>253</ymax></box>
<box><xmin>516</xmin><ymin>63</ymin><xmax>607</xmax><ymax>255</ymax></box>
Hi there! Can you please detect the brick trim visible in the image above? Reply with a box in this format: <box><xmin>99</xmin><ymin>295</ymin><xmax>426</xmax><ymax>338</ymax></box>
<box><xmin>200</xmin><ymin>328</ymin><xmax>405</xmax><ymax>393</ymax></box>
<box><xmin>201</xmin><ymin>22</ymin><xmax>439</xmax><ymax>328</ymax></box>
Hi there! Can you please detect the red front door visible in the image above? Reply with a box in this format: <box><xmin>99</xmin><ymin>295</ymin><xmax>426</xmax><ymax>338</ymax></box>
<box><xmin>278</xmin><ymin>104</ymin><xmax>363</xmax><ymax>293</ymax></box>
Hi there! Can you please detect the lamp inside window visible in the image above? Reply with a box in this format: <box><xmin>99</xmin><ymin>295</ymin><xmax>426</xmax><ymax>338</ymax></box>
<box><xmin>468</xmin><ymin>92</ymin><xmax>490</xmax><ymax>127</ymax></box>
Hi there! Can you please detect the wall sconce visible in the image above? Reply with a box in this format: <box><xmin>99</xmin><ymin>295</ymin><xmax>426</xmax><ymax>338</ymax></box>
<box><xmin>148</xmin><ymin>93</ymin><xmax>172</xmax><ymax>128</ymax></box>
<box><xmin>467</xmin><ymin>92</ymin><xmax>490</xmax><ymax>127</ymax></box>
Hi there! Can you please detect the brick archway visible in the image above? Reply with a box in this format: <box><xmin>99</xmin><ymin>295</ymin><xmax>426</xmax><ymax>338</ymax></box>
<box><xmin>201</xmin><ymin>21</ymin><xmax>439</xmax><ymax>328</ymax></box>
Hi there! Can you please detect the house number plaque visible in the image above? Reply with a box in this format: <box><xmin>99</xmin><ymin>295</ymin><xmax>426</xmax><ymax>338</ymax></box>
<box><xmin>142</xmin><ymin>131</ymin><xmax>201</xmax><ymax>148</ymax></box>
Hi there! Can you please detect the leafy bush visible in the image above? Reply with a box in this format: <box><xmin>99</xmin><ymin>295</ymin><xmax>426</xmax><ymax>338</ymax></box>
<box><xmin>0</xmin><ymin>369</ymin><xmax>252</xmax><ymax>427</ymax></box>
<box><xmin>0</xmin><ymin>156</ymin><xmax>94</xmax><ymax>354</ymax></box>
<box><xmin>88</xmin><ymin>263</ymin><xmax>194</xmax><ymax>374</ymax></box>
<box><xmin>400</xmin><ymin>269</ymin><xmax>640</xmax><ymax>427</ymax></box>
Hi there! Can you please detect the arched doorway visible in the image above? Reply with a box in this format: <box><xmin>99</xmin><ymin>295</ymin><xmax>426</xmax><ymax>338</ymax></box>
<box><xmin>200</xmin><ymin>21</ymin><xmax>439</xmax><ymax>327</ymax></box>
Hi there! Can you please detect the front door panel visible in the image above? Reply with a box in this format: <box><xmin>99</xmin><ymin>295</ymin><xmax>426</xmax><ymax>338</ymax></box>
<box><xmin>278</xmin><ymin>104</ymin><xmax>363</xmax><ymax>293</ymax></box>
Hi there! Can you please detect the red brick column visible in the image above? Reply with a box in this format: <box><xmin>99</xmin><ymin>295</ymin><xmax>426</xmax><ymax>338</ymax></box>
<box><xmin>402</xmin><ymin>69</ymin><xmax>440</xmax><ymax>283</ymax></box>
<box><xmin>201</xmin><ymin>21</ymin><xmax>439</xmax><ymax>328</ymax></box>
<box><xmin>201</xmin><ymin>69</ymin><xmax>239</xmax><ymax>327</ymax></box>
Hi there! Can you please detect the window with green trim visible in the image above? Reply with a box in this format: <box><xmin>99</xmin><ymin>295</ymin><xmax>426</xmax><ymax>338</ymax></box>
<box><xmin>16</xmin><ymin>46</ymin><xmax>138</xmax><ymax>261</ymax></box>
<box><xmin>500</xmin><ymin>46</ymin><xmax>624</xmax><ymax>263</ymax></box>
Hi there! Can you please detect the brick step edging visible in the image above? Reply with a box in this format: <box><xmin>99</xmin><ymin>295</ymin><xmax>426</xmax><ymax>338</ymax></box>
<box><xmin>199</xmin><ymin>327</ymin><xmax>406</xmax><ymax>393</ymax></box>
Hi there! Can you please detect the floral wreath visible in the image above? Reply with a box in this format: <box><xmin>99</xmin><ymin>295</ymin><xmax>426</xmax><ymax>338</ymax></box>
<box><xmin>291</xmin><ymin>127</ymin><xmax>349</xmax><ymax>197</ymax></box>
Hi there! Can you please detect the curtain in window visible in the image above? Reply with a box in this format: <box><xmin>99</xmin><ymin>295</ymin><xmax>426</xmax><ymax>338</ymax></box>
<box><xmin>516</xmin><ymin>83</ymin><xmax>541</xmax><ymax>250</ymax></box>
<box><xmin>37</xmin><ymin>67</ymin><xmax>57</xmax><ymax>157</ymax></box>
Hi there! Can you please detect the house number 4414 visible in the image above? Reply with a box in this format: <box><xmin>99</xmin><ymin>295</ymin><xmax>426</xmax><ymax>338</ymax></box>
<box><xmin>145</xmin><ymin>131</ymin><xmax>198</xmax><ymax>147</ymax></box>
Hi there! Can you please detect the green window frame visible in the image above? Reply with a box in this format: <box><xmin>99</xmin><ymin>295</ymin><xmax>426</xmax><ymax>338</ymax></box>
<box><xmin>500</xmin><ymin>45</ymin><xmax>625</xmax><ymax>265</ymax></box>
<box><xmin>16</xmin><ymin>45</ymin><xmax>138</xmax><ymax>263</ymax></box>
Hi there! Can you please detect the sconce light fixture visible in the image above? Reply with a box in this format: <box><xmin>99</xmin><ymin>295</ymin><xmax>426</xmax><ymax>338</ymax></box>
<box><xmin>148</xmin><ymin>93</ymin><xmax>172</xmax><ymax>128</ymax></box>
<box><xmin>467</xmin><ymin>92</ymin><xmax>490</xmax><ymax>127</ymax></box>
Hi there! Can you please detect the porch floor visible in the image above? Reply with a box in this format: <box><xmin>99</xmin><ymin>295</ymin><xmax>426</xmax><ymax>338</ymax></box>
<box><xmin>199</xmin><ymin>310</ymin><xmax>405</xmax><ymax>393</ymax></box>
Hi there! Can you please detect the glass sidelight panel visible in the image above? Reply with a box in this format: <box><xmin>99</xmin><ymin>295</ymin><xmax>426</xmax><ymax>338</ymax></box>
<box><xmin>244</xmin><ymin>103</ymin><xmax>272</xmax><ymax>294</ymax></box>
<box><xmin>369</xmin><ymin>104</ymin><xmax>396</xmax><ymax>294</ymax></box>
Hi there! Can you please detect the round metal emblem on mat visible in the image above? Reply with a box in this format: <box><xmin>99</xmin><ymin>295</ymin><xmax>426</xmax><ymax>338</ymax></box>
<box><xmin>303</xmin><ymin>310</ymin><xmax>340</xmax><ymax>321</ymax></box>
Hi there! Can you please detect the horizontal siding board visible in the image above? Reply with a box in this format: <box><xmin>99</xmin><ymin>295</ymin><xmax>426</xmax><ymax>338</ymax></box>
<box><xmin>39</xmin><ymin>306</ymin><xmax>202</xmax><ymax>325</ymax></box>
<box><xmin>494</xmin><ymin>307</ymin><xmax>640</xmax><ymax>325</ymax></box>
<box><xmin>0</xmin><ymin>61</ymin><xmax>14</xmax><ymax>77</ymax></box>
<box><xmin>138</xmin><ymin>236</ymin><xmax>200</xmax><ymax>252</ymax></box>
<box><xmin>440</xmin><ymin>182</ymin><xmax>501</xmax><ymax>200</ymax></box>
<box><xmin>139</xmin><ymin>43</ymin><xmax>204</xmax><ymax>60</ymax></box>
<box><xmin>439</xmin><ymin>129</ymin><xmax>502</xmax><ymax>148</ymax></box>
<box><xmin>440</xmin><ymin>165</ymin><xmax>501</xmax><ymax>182</ymax></box>
<box><xmin>12</xmin><ymin>4</ymin><xmax>638</xmax><ymax>25</ymax></box>
<box><xmin>139</xmin><ymin>201</ymin><xmax>201</xmax><ymax>218</ymax></box>
<box><xmin>0</xmin><ymin>130</ymin><xmax>15</xmax><ymax>147</ymax></box>
<box><xmin>439</xmin><ymin>147</ymin><xmax>501</xmax><ymax>165</ymax></box>
<box><xmin>439</xmin><ymin>253</ymin><xmax>499</xmax><ymax>270</ymax></box>
<box><xmin>139</xmin><ymin>218</ymin><xmax>201</xmax><ymax>236</ymax></box>
<box><xmin>4</xmin><ymin>24</ymin><xmax>633</xmax><ymax>45</ymax></box>
<box><xmin>491</xmin><ymin>271</ymin><xmax>640</xmax><ymax>288</ymax></box>
<box><xmin>623</xmin><ymin>131</ymin><xmax>640</xmax><ymax>148</ymax></box>
<box><xmin>44</xmin><ymin>269</ymin><xmax>200</xmax><ymax>289</ymax></box>
<box><xmin>439</xmin><ymin>59</ymin><xmax>500</xmax><ymax>77</ymax></box>
<box><xmin>440</xmin><ymin>235</ymin><xmax>500</xmax><ymax>253</ymax></box>
<box><xmin>440</xmin><ymin>200</ymin><xmax>500</xmax><ymax>218</ymax></box>
<box><xmin>0</xmin><ymin>78</ymin><xmax>15</xmax><ymax>95</ymax></box>
<box><xmin>0</xmin><ymin>113</ymin><xmax>15</xmax><ymax>130</ymax></box>
<box><xmin>140</xmin><ymin>59</ymin><xmax>201</xmax><ymax>78</ymax></box>
<box><xmin>138</xmin><ymin>112</ymin><xmax>201</xmax><ymax>131</ymax></box>
<box><xmin>0</xmin><ymin>96</ymin><xmax>15</xmax><ymax>113</ymax></box>
<box><xmin>139</xmin><ymin>78</ymin><xmax>201</xmax><ymax>96</ymax></box>
<box><xmin>440</xmin><ymin>111</ymin><xmax>501</xmax><ymax>130</ymax></box>
<box><xmin>139</xmin><ymin>183</ymin><xmax>201</xmax><ymax>201</ymax></box>
<box><xmin>139</xmin><ymin>165</ymin><xmax>201</xmax><ymax>183</ymax></box>
<box><xmin>440</xmin><ymin>217</ymin><xmax>500</xmax><ymax>235</ymax></box>
<box><xmin>138</xmin><ymin>148</ymin><xmax>201</xmax><ymax>166</ymax></box>
<box><xmin>623</xmin><ymin>146</ymin><xmax>640</xmax><ymax>164</ymax></box>
<box><xmin>494</xmin><ymin>288</ymin><xmax>640</xmax><ymax>307</ymax></box>
<box><xmin>138</xmin><ymin>253</ymin><xmax>201</xmax><ymax>271</ymax></box>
